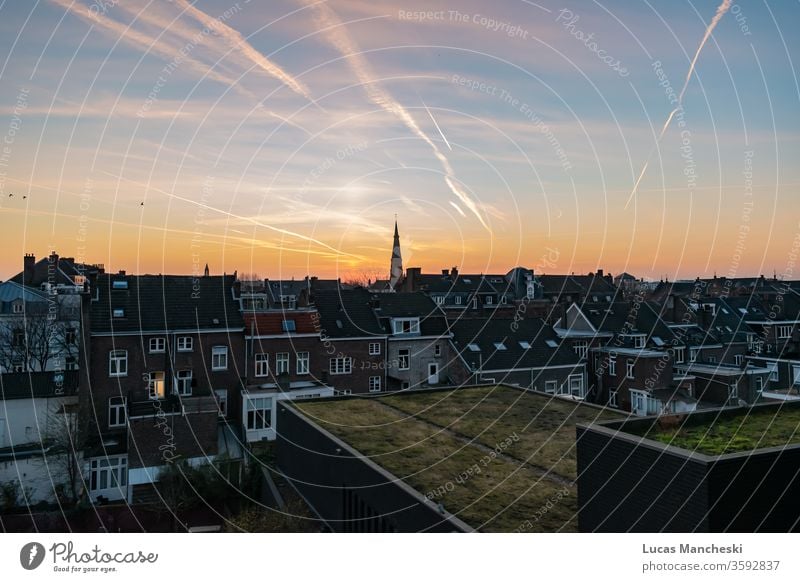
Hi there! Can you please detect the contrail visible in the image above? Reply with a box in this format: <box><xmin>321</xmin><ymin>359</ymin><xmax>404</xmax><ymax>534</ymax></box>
<box><xmin>172</xmin><ymin>0</ymin><xmax>313</xmax><ymax>100</ymax></box>
<box><xmin>299</xmin><ymin>0</ymin><xmax>491</xmax><ymax>232</ymax></box>
<box><xmin>625</xmin><ymin>0</ymin><xmax>732</xmax><ymax>209</ymax></box>
<box><xmin>422</xmin><ymin>98</ymin><xmax>452</xmax><ymax>151</ymax></box>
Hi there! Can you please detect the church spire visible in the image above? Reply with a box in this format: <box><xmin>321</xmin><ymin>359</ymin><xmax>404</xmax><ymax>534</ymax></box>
<box><xmin>389</xmin><ymin>218</ymin><xmax>403</xmax><ymax>290</ymax></box>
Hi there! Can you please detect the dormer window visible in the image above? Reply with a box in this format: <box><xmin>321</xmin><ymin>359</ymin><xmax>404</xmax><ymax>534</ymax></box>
<box><xmin>112</xmin><ymin>308</ymin><xmax>125</xmax><ymax>318</ymax></box>
<box><xmin>392</xmin><ymin>318</ymin><xmax>420</xmax><ymax>335</ymax></box>
<box><xmin>282</xmin><ymin>319</ymin><xmax>297</xmax><ymax>332</ymax></box>
<box><xmin>493</xmin><ymin>342</ymin><xmax>506</xmax><ymax>350</ymax></box>
<box><xmin>111</xmin><ymin>280</ymin><xmax>128</xmax><ymax>290</ymax></box>
<box><xmin>12</xmin><ymin>302</ymin><xmax>23</xmax><ymax>314</ymax></box>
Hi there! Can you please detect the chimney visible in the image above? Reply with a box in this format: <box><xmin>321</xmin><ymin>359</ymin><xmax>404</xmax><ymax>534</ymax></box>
<box><xmin>405</xmin><ymin>267</ymin><xmax>421</xmax><ymax>291</ymax></box>
<box><xmin>596</xmin><ymin>269</ymin><xmax>604</xmax><ymax>278</ymax></box>
<box><xmin>49</xmin><ymin>251</ymin><xmax>59</xmax><ymax>270</ymax></box>
<box><xmin>23</xmin><ymin>253</ymin><xmax>35</xmax><ymax>285</ymax></box>
<box><xmin>119</xmin><ymin>270</ymin><xmax>126</xmax><ymax>276</ymax></box>
<box><xmin>450</xmin><ymin>266</ymin><xmax>459</xmax><ymax>280</ymax></box>
<box><xmin>441</xmin><ymin>269</ymin><xmax>449</xmax><ymax>276</ymax></box>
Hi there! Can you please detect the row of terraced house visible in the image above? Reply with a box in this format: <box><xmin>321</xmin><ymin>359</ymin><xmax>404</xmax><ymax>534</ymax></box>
<box><xmin>1</xmin><ymin>248</ymin><xmax>799</xmax><ymax>510</ymax></box>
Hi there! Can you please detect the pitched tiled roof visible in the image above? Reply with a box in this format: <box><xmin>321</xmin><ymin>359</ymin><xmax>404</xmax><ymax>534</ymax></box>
<box><xmin>371</xmin><ymin>292</ymin><xmax>449</xmax><ymax>336</ymax></box>
<box><xmin>314</xmin><ymin>288</ymin><xmax>384</xmax><ymax>338</ymax></box>
<box><xmin>450</xmin><ymin>317</ymin><xmax>581</xmax><ymax>371</ymax></box>
<box><xmin>90</xmin><ymin>274</ymin><xmax>243</xmax><ymax>333</ymax></box>
<box><xmin>243</xmin><ymin>311</ymin><xmax>320</xmax><ymax>335</ymax></box>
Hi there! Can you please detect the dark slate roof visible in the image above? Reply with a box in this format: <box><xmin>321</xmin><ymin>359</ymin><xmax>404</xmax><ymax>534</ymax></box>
<box><xmin>583</xmin><ymin>302</ymin><xmax>632</xmax><ymax>333</ymax></box>
<box><xmin>418</xmin><ymin>273</ymin><xmax>501</xmax><ymax>295</ymax></box>
<box><xmin>90</xmin><ymin>274</ymin><xmax>244</xmax><ymax>333</ymax></box>
<box><xmin>0</xmin><ymin>281</ymin><xmax>50</xmax><ymax>314</ymax></box>
<box><xmin>636</xmin><ymin>302</ymin><xmax>679</xmax><ymax>342</ymax></box>
<box><xmin>371</xmin><ymin>292</ymin><xmax>449</xmax><ymax>337</ymax></box>
<box><xmin>450</xmin><ymin>317</ymin><xmax>581</xmax><ymax>371</ymax></box>
<box><xmin>11</xmin><ymin>254</ymin><xmax>101</xmax><ymax>287</ymax></box>
<box><xmin>716</xmin><ymin>296</ymin><xmax>770</xmax><ymax>323</ymax></box>
<box><xmin>314</xmin><ymin>288</ymin><xmax>385</xmax><ymax>339</ymax></box>
<box><xmin>244</xmin><ymin>311</ymin><xmax>319</xmax><ymax>335</ymax></box>
<box><xmin>0</xmin><ymin>370</ymin><xmax>79</xmax><ymax>400</ymax></box>
<box><xmin>537</xmin><ymin>273</ymin><xmax>616</xmax><ymax>297</ymax></box>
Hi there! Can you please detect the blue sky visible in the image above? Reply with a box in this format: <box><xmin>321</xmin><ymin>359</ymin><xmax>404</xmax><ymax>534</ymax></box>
<box><xmin>0</xmin><ymin>0</ymin><xmax>798</xmax><ymax>280</ymax></box>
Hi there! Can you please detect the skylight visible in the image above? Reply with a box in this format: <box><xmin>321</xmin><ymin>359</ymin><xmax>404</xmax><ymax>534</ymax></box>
<box><xmin>652</xmin><ymin>336</ymin><xmax>665</xmax><ymax>346</ymax></box>
<box><xmin>467</xmin><ymin>343</ymin><xmax>480</xmax><ymax>352</ymax></box>
<box><xmin>545</xmin><ymin>339</ymin><xmax>559</xmax><ymax>348</ymax></box>
<box><xmin>111</xmin><ymin>280</ymin><xmax>128</xmax><ymax>290</ymax></box>
<box><xmin>518</xmin><ymin>341</ymin><xmax>531</xmax><ymax>349</ymax></box>
<box><xmin>493</xmin><ymin>342</ymin><xmax>507</xmax><ymax>350</ymax></box>
<box><xmin>282</xmin><ymin>320</ymin><xmax>297</xmax><ymax>332</ymax></box>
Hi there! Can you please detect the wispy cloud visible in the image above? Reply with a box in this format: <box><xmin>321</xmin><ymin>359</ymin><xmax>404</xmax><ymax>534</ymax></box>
<box><xmin>298</xmin><ymin>0</ymin><xmax>492</xmax><ymax>232</ymax></box>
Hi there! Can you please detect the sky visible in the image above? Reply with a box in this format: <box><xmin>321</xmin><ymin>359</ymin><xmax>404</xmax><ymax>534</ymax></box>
<box><xmin>0</xmin><ymin>0</ymin><xmax>798</xmax><ymax>282</ymax></box>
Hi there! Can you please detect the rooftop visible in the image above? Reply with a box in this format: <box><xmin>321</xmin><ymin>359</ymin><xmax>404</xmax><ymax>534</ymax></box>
<box><xmin>293</xmin><ymin>385</ymin><xmax>621</xmax><ymax>532</ymax></box>
<box><xmin>622</xmin><ymin>404</ymin><xmax>800</xmax><ymax>456</ymax></box>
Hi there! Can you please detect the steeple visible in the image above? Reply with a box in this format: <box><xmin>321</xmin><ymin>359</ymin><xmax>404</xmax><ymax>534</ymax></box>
<box><xmin>389</xmin><ymin>218</ymin><xmax>403</xmax><ymax>290</ymax></box>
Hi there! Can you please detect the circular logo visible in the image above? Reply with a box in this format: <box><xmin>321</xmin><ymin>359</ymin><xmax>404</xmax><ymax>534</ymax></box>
<box><xmin>20</xmin><ymin>542</ymin><xmax>46</xmax><ymax>570</ymax></box>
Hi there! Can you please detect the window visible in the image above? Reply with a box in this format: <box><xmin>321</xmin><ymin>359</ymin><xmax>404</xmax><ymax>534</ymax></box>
<box><xmin>12</xmin><ymin>329</ymin><xmax>25</xmax><ymax>347</ymax></box>
<box><xmin>633</xmin><ymin>335</ymin><xmax>645</xmax><ymax>349</ymax></box>
<box><xmin>527</xmin><ymin>285</ymin><xmax>535</xmax><ymax>299</ymax></box>
<box><xmin>501</xmin><ymin>295</ymin><xmax>508</xmax><ymax>304</ymax></box>
<box><xmin>392</xmin><ymin>318</ymin><xmax>420</xmax><ymax>334</ymax></box>
<box><xmin>493</xmin><ymin>342</ymin><xmax>507</xmax><ymax>351</ymax></box>
<box><xmin>65</xmin><ymin>328</ymin><xmax>77</xmax><ymax>344</ymax></box>
<box><xmin>568</xmin><ymin>375</ymin><xmax>584</xmax><ymax>397</ymax></box>
<box><xmin>778</xmin><ymin>325</ymin><xmax>792</xmax><ymax>339</ymax></box>
<box><xmin>147</xmin><ymin>371</ymin><xmax>165</xmax><ymax>399</ymax></box>
<box><xmin>177</xmin><ymin>336</ymin><xmax>193</xmax><ymax>351</ymax></box>
<box><xmin>276</xmin><ymin>353</ymin><xmax>289</xmax><ymax>375</ymax></box>
<box><xmin>472</xmin><ymin>298</ymin><xmax>478</xmax><ymax>309</ymax></box>
<box><xmin>109</xmin><ymin>350</ymin><xmax>128</xmax><ymax>377</ymax></box>
<box><xmin>767</xmin><ymin>362</ymin><xmax>778</xmax><ymax>382</ymax></box>
<box><xmin>65</xmin><ymin>356</ymin><xmax>78</xmax><ymax>371</ymax></box>
<box><xmin>793</xmin><ymin>366</ymin><xmax>800</xmax><ymax>386</ymax></box>
<box><xmin>755</xmin><ymin>376</ymin><xmax>764</xmax><ymax>393</ymax></box>
<box><xmin>89</xmin><ymin>456</ymin><xmax>127</xmax><ymax>493</ymax></box>
<box><xmin>369</xmin><ymin>376</ymin><xmax>381</xmax><ymax>392</ymax></box>
<box><xmin>330</xmin><ymin>357</ymin><xmax>352</xmax><ymax>375</ymax></box>
<box><xmin>544</xmin><ymin>380</ymin><xmax>557</xmax><ymax>394</ymax></box>
<box><xmin>486</xmin><ymin>296</ymin><xmax>493</xmax><ymax>305</ymax></box>
<box><xmin>111</xmin><ymin>280</ymin><xmax>128</xmax><ymax>290</ymax></box>
<box><xmin>12</xmin><ymin>302</ymin><xmax>23</xmax><ymax>314</ymax></box>
<box><xmin>689</xmin><ymin>348</ymin><xmax>699</xmax><ymax>363</ymax></box>
<box><xmin>398</xmin><ymin>349</ymin><xmax>410</xmax><ymax>370</ymax></box>
<box><xmin>573</xmin><ymin>341</ymin><xmax>588</xmax><ymax>358</ymax></box>
<box><xmin>176</xmin><ymin>370</ymin><xmax>192</xmax><ymax>396</ymax></box>
<box><xmin>626</xmin><ymin>361</ymin><xmax>635</xmax><ymax>379</ymax></box>
<box><xmin>112</xmin><ymin>308</ymin><xmax>125</xmax><ymax>318</ymax></box>
<box><xmin>707</xmin><ymin>355</ymin><xmax>717</xmax><ymax>364</ymax></box>
<box><xmin>467</xmin><ymin>343</ymin><xmax>480</xmax><ymax>352</ymax></box>
<box><xmin>108</xmin><ymin>397</ymin><xmax>126</xmax><ymax>428</ymax></box>
<box><xmin>246</xmin><ymin>397</ymin><xmax>272</xmax><ymax>431</ymax></box>
<box><xmin>296</xmin><ymin>352</ymin><xmax>309</xmax><ymax>375</ymax></box>
<box><xmin>282</xmin><ymin>319</ymin><xmax>296</xmax><ymax>332</ymax></box>
<box><xmin>212</xmin><ymin>346</ymin><xmax>228</xmax><ymax>370</ymax></box>
<box><xmin>728</xmin><ymin>384</ymin><xmax>738</xmax><ymax>403</ymax></box>
<box><xmin>369</xmin><ymin>342</ymin><xmax>381</xmax><ymax>356</ymax></box>
<box><xmin>215</xmin><ymin>389</ymin><xmax>228</xmax><ymax>417</ymax></box>
<box><xmin>608</xmin><ymin>390</ymin><xmax>618</xmax><ymax>408</ymax></box>
<box><xmin>673</xmin><ymin>346</ymin><xmax>685</xmax><ymax>364</ymax></box>
<box><xmin>519</xmin><ymin>341</ymin><xmax>531</xmax><ymax>349</ymax></box>
<box><xmin>435</xmin><ymin>296</ymin><xmax>444</xmax><ymax>305</ymax></box>
<box><xmin>434</xmin><ymin>344</ymin><xmax>441</xmax><ymax>357</ymax></box>
<box><xmin>734</xmin><ymin>354</ymin><xmax>744</xmax><ymax>366</ymax></box>
<box><xmin>255</xmin><ymin>353</ymin><xmax>269</xmax><ymax>377</ymax></box>
<box><xmin>608</xmin><ymin>355</ymin><xmax>616</xmax><ymax>376</ymax></box>
<box><xmin>149</xmin><ymin>337</ymin><xmax>165</xmax><ymax>353</ymax></box>
<box><xmin>455</xmin><ymin>296</ymin><xmax>462</xmax><ymax>305</ymax></box>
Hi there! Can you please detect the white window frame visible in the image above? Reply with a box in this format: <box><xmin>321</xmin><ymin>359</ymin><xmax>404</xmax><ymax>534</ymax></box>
<box><xmin>486</xmin><ymin>296</ymin><xmax>493</xmax><ymax>305</ymax></box>
<box><xmin>296</xmin><ymin>352</ymin><xmax>310</xmax><ymax>375</ymax></box>
<box><xmin>568</xmin><ymin>374</ymin><xmax>584</xmax><ymax>397</ymax></box>
<box><xmin>12</xmin><ymin>302</ymin><xmax>23</xmax><ymax>314</ymax></box>
<box><xmin>544</xmin><ymin>380</ymin><xmax>557</xmax><ymax>394</ymax></box>
<box><xmin>673</xmin><ymin>346</ymin><xmax>685</xmax><ymax>364</ymax></box>
<box><xmin>767</xmin><ymin>362</ymin><xmax>778</xmax><ymax>382</ymax></box>
<box><xmin>368</xmin><ymin>342</ymin><xmax>381</xmax><ymax>356</ymax></box>
<box><xmin>176</xmin><ymin>370</ymin><xmax>193</xmax><ymax>396</ymax></box>
<box><xmin>398</xmin><ymin>349</ymin><xmax>410</xmax><ymax>370</ymax></box>
<box><xmin>608</xmin><ymin>390</ymin><xmax>618</xmax><ymax>408</ymax></box>
<box><xmin>689</xmin><ymin>348</ymin><xmax>699</xmax><ymax>363</ymax></box>
<box><xmin>89</xmin><ymin>455</ymin><xmax>127</xmax><ymax>493</ymax></box>
<box><xmin>734</xmin><ymin>354</ymin><xmax>744</xmax><ymax>366</ymax></box>
<box><xmin>626</xmin><ymin>361</ymin><xmax>635</xmax><ymax>379</ymax></box>
<box><xmin>755</xmin><ymin>376</ymin><xmax>764</xmax><ymax>393</ymax></box>
<box><xmin>455</xmin><ymin>296</ymin><xmax>462</xmax><ymax>305</ymax></box>
<box><xmin>109</xmin><ymin>350</ymin><xmax>128</xmax><ymax>377</ymax></box>
<box><xmin>147</xmin><ymin>371</ymin><xmax>166</xmax><ymax>400</ymax></box>
<box><xmin>573</xmin><ymin>341</ymin><xmax>588</xmax><ymax>359</ymax></box>
<box><xmin>246</xmin><ymin>397</ymin><xmax>272</xmax><ymax>431</ymax></box>
<box><xmin>212</xmin><ymin>346</ymin><xmax>228</xmax><ymax>371</ymax></box>
<box><xmin>435</xmin><ymin>296</ymin><xmax>444</xmax><ymax>305</ymax></box>
<box><xmin>778</xmin><ymin>325</ymin><xmax>792</xmax><ymax>339</ymax></box>
<box><xmin>434</xmin><ymin>343</ymin><xmax>441</xmax><ymax>357</ymax></box>
<box><xmin>108</xmin><ymin>397</ymin><xmax>126</xmax><ymax>428</ymax></box>
<box><xmin>608</xmin><ymin>355</ymin><xmax>616</xmax><ymax>377</ymax></box>
<box><xmin>392</xmin><ymin>318</ymin><xmax>420</xmax><ymax>335</ymax></box>
<box><xmin>276</xmin><ymin>352</ymin><xmax>290</xmax><ymax>375</ymax></box>
<box><xmin>255</xmin><ymin>353</ymin><xmax>269</xmax><ymax>377</ymax></box>
<box><xmin>177</xmin><ymin>336</ymin><xmax>193</xmax><ymax>352</ymax></box>
<box><xmin>633</xmin><ymin>335</ymin><xmax>645</xmax><ymax>349</ymax></box>
<box><xmin>149</xmin><ymin>337</ymin><xmax>165</xmax><ymax>353</ymax></box>
<box><xmin>330</xmin><ymin>357</ymin><xmax>352</xmax><ymax>375</ymax></box>
<box><xmin>369</xmin><ymin>376</ymin><xmax>381</xmax><ymax>392</ymax></box>
<box><xmin>728</xmin><ymin>383</ymin><xmax>738</xmax><ymax>403</ymax></box>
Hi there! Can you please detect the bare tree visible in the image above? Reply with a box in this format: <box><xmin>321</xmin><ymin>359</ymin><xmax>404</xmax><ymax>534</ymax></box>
<box><xmin>39</xmin><ymin>402</ymin><xmax>85</xmax><ymax>506</ymax></box>
<box><xmin>0</xmin><ymin>310</ymin><xmax>77</xmax><ymax>373</ymax></box>
<box><xmin>342</xmin><ymin>267</ymin><xmax>390</xmax><ymax>288</ymax></box>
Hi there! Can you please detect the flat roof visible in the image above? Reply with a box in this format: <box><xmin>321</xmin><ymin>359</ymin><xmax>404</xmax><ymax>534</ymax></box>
<box><xmin>293</xmin><ymin>385</ymin><xmax>622</xmax><ymax>532</ymax></box>
<box><xmin>622</xmin><ymin>406</ymin><xmax>800</xmax><ymax>456</ymax></box>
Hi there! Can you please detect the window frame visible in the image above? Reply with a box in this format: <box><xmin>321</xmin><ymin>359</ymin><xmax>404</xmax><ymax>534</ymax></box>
<box><xmin>398</xmin><ymin>348</ymin><xmax>410</xmax><ymax>370</ymax></box>
<box><xmin>177</xmin><ymin>336</ymin><xmax>193</xmax><ymax>352</ymax></box>
<box><xmin>109</xmin><ymin>350</ymin><xmax>128</xmax><ymax>377</ymax></box>
<box><xmin>626</xmin><ymin>360</ymin><xmax>635</xmax><ymax>379</ymax></box>
<box><xmin>176</xmin><ymin>369</ymin><xmax>193</xmax><ymax>396</ymax></box>
<box><xmin>211</xmin><ymin>345</ymin><xmax>228</xmax><ymax>371</ymax></box>
<box><xmin>544</xmin><ymin>380</ymin><xmax>557</xmax><ymax>394</ymax></box>
<box><xmin>275</xmin><ymin>352</ymin><xmax>290</xmax><ymax>375</ymax></box>
<box><xmin>108</xmin><ymin>397</ymin><xmax>126</xmax><ymax>428</ymax></box>
<box><xmin>296</xmin><ymin>352</ymin><xmax>310</xmax><ymax>375</ymax></box>
<box><xmin>149</xmin><ymin>337</ymin><xmax>166</xmax><ymax>353</ymax></box>
<box><xmin>246</xmin><ymin>397</ymin><xmax>272</xmax><ymax>431</ymax></box>
<box><xmin>330</xmin><ymin>357</ymin><xmax>353</xmax><ymax>375</ymax></box>
<box><xmin>369</xmin><ymin>376</ymin><xmax>381</xmax><ymax>392</ymax></box>
<box><xmin>254</xmin><ymin>353</ymin><xmax>269</xmax><ymax>377</ymax></box>
<box><xmin>368</xmin><ymin>342</ymin><xmax>381</xmax><ymax>356</ymax></box>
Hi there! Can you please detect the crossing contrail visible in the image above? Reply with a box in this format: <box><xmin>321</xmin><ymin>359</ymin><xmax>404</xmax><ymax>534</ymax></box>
<box><xmin>625</xmin><ymin>0</ymin><xmax>732</xmax><ymax>209</ymax></box>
